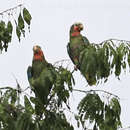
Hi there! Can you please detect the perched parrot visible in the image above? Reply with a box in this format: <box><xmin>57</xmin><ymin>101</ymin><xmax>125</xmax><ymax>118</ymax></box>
<box><xmin>27</xmin><ymin>45</ymin><xmax>56</xmax><ymax>106</ymax></box>
<box><xmin>67</xmin><ymin>22</ymin><xmax>97</xmax><ymax>86</ymax></box>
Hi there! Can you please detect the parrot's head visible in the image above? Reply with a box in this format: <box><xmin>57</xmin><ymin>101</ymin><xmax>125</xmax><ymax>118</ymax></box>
<box><xmin>33</xmin><ymin>45</ymin><xmax>44</xmax><ymax>61</ymax></box>
<box><xmin>70</xmin><ymin>22</ymin><xmax>83</xmax><ymax>37</ymax></box>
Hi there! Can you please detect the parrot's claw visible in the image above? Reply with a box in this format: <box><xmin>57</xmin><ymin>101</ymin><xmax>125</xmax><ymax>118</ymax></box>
<box><xmin>74</xmin><ymin>65</ymin><xmax>78</xmax><ymax>71</ymax></box>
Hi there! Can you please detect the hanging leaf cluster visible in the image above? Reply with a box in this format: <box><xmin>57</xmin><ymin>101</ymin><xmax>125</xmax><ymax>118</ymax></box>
<box><xmin>0</xmin><ymin>87</ymin><xmax>24</xmax><ymax>130</ymax></box>
<box><xmin>80</xmin><ymin>39</ymin><xmax>130</xmax><ymax>85</ymax></box>
<box><xmin>16</xmin><ymin>7</ymin><xmax>32</xmax><ymax>42</ymax></box>
<box><xmin>0</xmin><ymin>86</ymin><xmax>74</xmax><ymax>130</ymax></box>
<box><xmin>0</xmin><ymin>21</ymin><xmax>13</xmax><ymax>52</ymax></box>
<box><xmin>40</xmin><ymin>111</ymin><xmax>74</xmax><ymax>130</ymax></box>
<box><xmin>76</xmin><ymin>93</ymin><xmax>121</xmax><ymax>130</ymax></box>
<box><xmin>0</xmin><ymin>5</ymin><xmax>32</xmax><ymax>52</ymax></box>
<box><xmin>52</xmin><ymin>67</ymin><xmax>75</xmax><ymax>108</ymax></box>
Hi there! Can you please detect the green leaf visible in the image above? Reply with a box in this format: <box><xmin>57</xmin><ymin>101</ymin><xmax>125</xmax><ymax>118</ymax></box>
<box><xmin>0</xmin><ymin>21</ymin><xmax>6</xmax><ymax>30</ymax></box>
<box><xmin>18</xmin><ymin>13</ymin><xmax>24</xmax><ymax>29</ymax></box>
<box><xmin>0</xmin><ymin>21</ymin><xmax>6</xmax><ymax>42</ymax></box>
<box><xmin>18</xmin><ymin>13</ymin><xmax>25</xmax><ymax>37</ymax></box>
<box><xmin>0</xmin><ymin>42</ymin><xmax>3</xmax><ymax>51</ymax></box>
<box><xmin>10</xmin><ymin>90</ymin><xmax>17</xmax><ymax>104</ymax></box>
<box><xmin>110</xmin><ymin>98</ymin><xmax>121</xmax><ymax>115</ymax></box>
<box><xmin>16</xmin><ymin>26</ymin><xmax>21</xmax><ymax>42</ymax></box>
<box><xmin>30</xmin><ymin>96</ymin><xmax>36</xmax><ymax>104</ymax></box>
<box><xmin>16</xmin><ymin>113</ymin><xmax>34</xmax><ymax>130</ymax></box>
<box><xmin>7</xmin><ymin>21</ymin><xmax>13</xmax><ymax>34</ymax></box>
<box><xmin>24</xmin><ymin>95</ymin><xmax>34</xmax><ymax>114</ymax></box>
<box><xmin>128</xmin><ymin>52</ymin><xmax>130</xmax><ymax>67</ymax></box>
<box><xmin>23</xmin><ymin>7</ymin><xmax>32</xmax><ymax>31</ymax></box>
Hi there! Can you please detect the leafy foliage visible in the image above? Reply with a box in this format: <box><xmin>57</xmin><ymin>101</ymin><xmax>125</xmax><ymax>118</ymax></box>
<box><xmin>52</xmin><ymin>67</ymin><xmax>75</xmax><ymax>108</ymax></box>
<box><xmin>0</xmin><ymin>39</ymin><xmax>129</xmax><ymax>129</ymax></box>
<box><xmin>29</xmin><ymin>66</ymin><xmax>75</xmax><ymax>112</ymax></box>
<box><xmin>0</xmin><ymin>70</ymin><xmax>74</xmax><ymax>130</ymax></box>
<box><xmin>80</xmin><ymin>39</ymin><xmax>130</xmax><ymax>85</ymax></box>
<box><xmin>0</xmin><ymin>6</ymin><xmax>129</xmax><ymax>130</ymax></box>
<box><xmin>0</xmin><ymin>85</ymin><xmax>122</xmax><ymax>130</ymax></box>
<box><xmin>0</xmin><ymin>21</ymin><xmax>13</xmax><ymax>51</ymax></box>
<box><xmin>23</xmin><ymin>8</ymin><xmax>32</xmax><ymax>31</ymax></box>
<box><xmin>0</xmin><ymin>87</ymin><xmax>23</xmax><ymax>130</ymax></box>
<box><xmin>40</xmin><ymin>111</ymin><xmax>74</xmax><ymax>130</ymax></box>
<box><xmin>77</xmin><ymin>92</ymin><xmax>121</xmax><ymax>130</ymax></box>
<box><xmin>0</xmin><ymin>5</ymin><xmax>32</xmax><ymax>52</ymax></box>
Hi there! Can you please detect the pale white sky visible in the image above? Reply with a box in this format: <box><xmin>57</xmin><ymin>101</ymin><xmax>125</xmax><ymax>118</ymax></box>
<box><xmin>0</xmin><ymin>0</ymin><xmax>130</xmax><ymax>129</ymax></box>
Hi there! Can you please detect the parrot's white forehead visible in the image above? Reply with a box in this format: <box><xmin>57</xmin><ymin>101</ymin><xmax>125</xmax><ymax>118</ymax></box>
<box><xmin>33</xmin><ymin>45</ymin><xmax>41</xmax><ymax>51</ymax></box>
<box><xmin>74</xmin><ymin>22</ymin><xmax>83</xmax><ymax>25</ymax></box>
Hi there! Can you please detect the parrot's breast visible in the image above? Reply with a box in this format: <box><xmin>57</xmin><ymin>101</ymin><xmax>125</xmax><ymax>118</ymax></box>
<box><xmin>32</xmin><ymin>60</ymin><xmax>46</xmax><ymax>78</ymax></box>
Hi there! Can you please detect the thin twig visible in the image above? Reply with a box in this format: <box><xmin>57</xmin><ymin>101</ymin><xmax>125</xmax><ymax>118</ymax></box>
<box><xmin>73</xmin><ymin>89</ymin><xmax>120</xmax><ymax>99</ymax></box>
<box><xmin>22</xmin><ymin>86</ymin><xmax>30</xmax><ymax>92</ymax></box>
<box><xmin>53</xmin><ymin>59</ymin><xmax>71</xmax><ymax>66</ymax></box>
<box><xmin>0</xmin><ymin>86</ymin><xmax>30</xmax><ymax>93</ymax></box>
<box><xmin>11</xmin><ymin>73</ymin><xmax>21</xmax><ymax>93</ymax></box>
<box><xmin>119</xmin><ymin>126</ymin><xmax>130</xmax><ymax>130</ymax></box>
<box><xmin>99</xmin><ymin>38</ymin><xmax>130</xmax><ymax>45</ymax></box>
<box><xmin>0</xmin><ymin>86</ymin><xmax>14</xmax><ymax>90</ymax></box>
<box><xmin>0</xmin><ymin>4</ymin><xmax>23</xmax><ymax>15</ymax></box>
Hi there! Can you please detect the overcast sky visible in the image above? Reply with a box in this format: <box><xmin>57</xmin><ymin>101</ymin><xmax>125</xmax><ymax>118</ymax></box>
<box><xmin>0</xmin><ymin>0</ymin><xmax>130</xmax><ymax>129</ymax></box>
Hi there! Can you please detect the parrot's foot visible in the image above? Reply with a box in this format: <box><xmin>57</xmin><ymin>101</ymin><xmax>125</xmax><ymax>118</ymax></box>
<box><xmin>74</xmin><ymin>65</ymin><xmax>78</xmax><ymax>71</ymax></box>
<box><xmin>74</xmin><ymin>65</ymin><xmax>80</xmax><ymax>71</ymax></box>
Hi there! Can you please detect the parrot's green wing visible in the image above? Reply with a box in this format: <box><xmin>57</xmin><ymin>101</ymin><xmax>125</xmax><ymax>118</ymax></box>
<box><xmin>82</xmin><ymin>36</ymin><xmax>90</xmax><ymax>45</ymax></box>
<box><xmin>67</xmin><ymin>42</ymin><xmax>75</xmax><ymax>65</ymax></box>
<box><xmin>79</xmin><ymin>46</ymin><xmax>97</xmax><ymax>85</ymax></box>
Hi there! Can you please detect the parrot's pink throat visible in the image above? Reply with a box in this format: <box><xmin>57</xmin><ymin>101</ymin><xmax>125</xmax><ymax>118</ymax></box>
<box><xmin>33</xmin><ymin>50</ymin><xmax>44</xmax><ymax>61</ymax></box>
<box><xmin>71</xmin><ymin>31</ymin><xmax>80</xmax><ymax>37</ymax></box>
<box><xmin>71</xmin><ymin>26</ymin><xmax>80</xmax><ymax>36</ymax></box>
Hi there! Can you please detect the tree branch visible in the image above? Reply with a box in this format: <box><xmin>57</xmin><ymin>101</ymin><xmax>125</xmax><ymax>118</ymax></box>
<box><xmin>73</xmin><ymin>88</ymin><xmax>120</xmax><ymax>99</ymax></box>
<box><xmin>99</xmin><ymin>38</ymin><xmax>130</xmax><ymax>45</ymax></box>
<box><xmin>0</xmin><ymin>4</ymin><xmax>23</xmax><ymax>15</ymax></box>
<box><xmin>53</xmin><ymin>59</ymin><xmax>71</xmax><ymax>66</ymax></box>
<box><xmin>119</xmin><ymin>126</ymin><xmax>130</xmax><ymax>130</ymax></box>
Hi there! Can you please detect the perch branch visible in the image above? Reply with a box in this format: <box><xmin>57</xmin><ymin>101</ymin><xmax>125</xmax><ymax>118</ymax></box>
<box><xmin>73</xmin><ymin>88</ymin><xmax>120</xmax><ymax>99</ymax></box>
<box><xmin>119</xmin><ymin>126</ymin><xmax>130</xmax><ymax>130</ymax></box>
<box><xmin>53</xmin><ymin>59</ymin><xmax>71</xmax><ymax>65</ymax></box>
<box><xmin>99</xmin><ymin>38</ymin><xmax>130</xmax><ymax>45</ymax></box>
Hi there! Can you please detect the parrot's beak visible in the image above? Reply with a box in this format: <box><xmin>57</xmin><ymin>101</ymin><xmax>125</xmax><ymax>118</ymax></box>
<box><xmin>33</xmin><ymin>46</ymin><xmax>39</xmax><ymax>54</ymax></box>
<box><xmin>79</xmin><ymin>24</ymin><xmax>83</xmax><ymax>31</ymax></box>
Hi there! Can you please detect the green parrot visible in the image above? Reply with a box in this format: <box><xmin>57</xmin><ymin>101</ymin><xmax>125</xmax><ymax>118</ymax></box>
<box><xmin>67</xmin><ymin>22</ymin><xmax>97</xmax><ymax>86</ymax></box>
<box><xmin>27</xmin><ymin>45</ymin><xmax>56</xmax><ymax>106</ymax></box>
